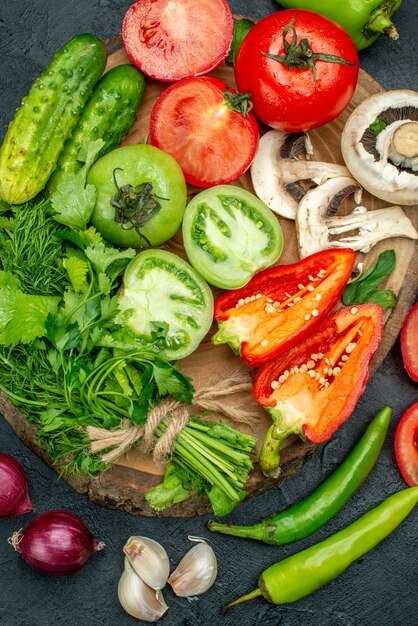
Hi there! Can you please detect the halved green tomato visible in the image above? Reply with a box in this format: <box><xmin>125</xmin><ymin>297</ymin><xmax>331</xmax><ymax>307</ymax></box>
<box><xmin>182</xmin><ymin>185</ymin><xmax>283</xmax><ymax>289</ymax></box>
<box><xmin>116</xmin><ymin>249</ymin><xmax>213</xmax><ymax>360</ymax></box>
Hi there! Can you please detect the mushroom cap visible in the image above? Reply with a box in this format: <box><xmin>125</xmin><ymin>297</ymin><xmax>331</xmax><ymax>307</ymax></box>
<box><xmin>251</xmin><ymin>130</ymin><xmax>350</xmax><ymax>220</ymax></box>
<box><xmin>341</xmin><ymin>89</ymin><xmax>418</xmax><ymax>206</ymax></box>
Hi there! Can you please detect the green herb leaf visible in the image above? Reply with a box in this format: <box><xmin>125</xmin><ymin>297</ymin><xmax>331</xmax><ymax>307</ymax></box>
<box><xmin>63</xmin><ymin>256</ymin><xmax>89</xmax><ymax>292</ymax></box>
<box><xmin>50</xmin><ymin>140</ymin><xmax>104</xmax><ymax>231</ymax></box>
<box><xmin>365</xmin><ymin>289</ymin><xmax>397</xmax><ymax>310</ymax></box>
<box><xmin>0</xmin><ymin>272</ymin><xmax>21</xmax><ymax>329</ymax></box>
<box><xmin>84</xmin><ymin>242</ymin><xmax>136</xmax><ymax>274</ymax></box>
<box><xmin>77</xmin><ymin>139</ymin><xmax>105</xmax><ymax>175</ymax></box>
<box><xmin>152</xmin><ymin>361</ymin><xmax>193</xmax><ymax>399</ymax></box>
<box><xmin>226</xmin><ymin>18</ymin><xmax>255</xmax><ymax>64</ymax></box>
<box><xmin>342</xmin><ymin>250</ymin><xmax>397</xmax><ymax>312</ymax></box>
<box><xmin>0</xmin><ymin>293</ymin><xmax>60</xmax><ymax>345</ymax></box>
<box><xmin>206</xmin><ymin>484</ymin><xmax>247</xmax><ymax>516</ymax></box>
<box><xmin>368</xmin><ymin>117</ymin><xmax>387</xmax><ymax>133</ymax></box>
<box><xmin>145</xmin><ymin>463</ymin><xmax>191</xmax><ymax>511</ymax></box>
<box><xmin>51</xmin><ymin>173</ymin><xmax>97</xmax><ymax>231</ymax></box>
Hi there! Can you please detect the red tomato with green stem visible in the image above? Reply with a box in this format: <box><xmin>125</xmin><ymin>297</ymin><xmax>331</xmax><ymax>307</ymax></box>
<box><xmin>395</xmin><ymin>403</ymin><xmax>418</xmax><ymax>487</ymax></box>
<box><xmin>122</xmin><ymin>0</ymin><xmax>233</xmax><ymax>81</ymax></box>
<box><xmin>150</xmin><ymin>76</ymin><xmax>259</xmax><ymax>188</ymax></box>
<box><xmin>234</xmin><ymin>10</ymin><xmax>359</xmax><ymax>132</ymax></box>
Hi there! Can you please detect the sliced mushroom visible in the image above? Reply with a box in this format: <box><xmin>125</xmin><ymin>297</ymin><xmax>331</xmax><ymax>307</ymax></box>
<box><xmin>251</xmin><ymin>130</ymin><xmax>350</xmax><ymax>220</ymax></box>
<box><xmin>296</xmin><ymin>176</ymin><xmax>418</xmax><ymax>258</ymax></box>
<box><xmin>341</xmin><ymin>90</ymin><xmax>418</xmax><ymax>205</ymax></box>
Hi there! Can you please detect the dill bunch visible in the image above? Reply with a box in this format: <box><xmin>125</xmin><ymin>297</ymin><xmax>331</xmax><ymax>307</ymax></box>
<box><xmin>0</xmin><ymin>197</ymin><xmax>66</xmax><ymax>296</ymax></box>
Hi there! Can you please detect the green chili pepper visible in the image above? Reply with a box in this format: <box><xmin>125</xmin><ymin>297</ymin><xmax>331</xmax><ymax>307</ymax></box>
<box><xmin>224</xmin><ymin>486</ymin><xmax>418</xmax><ymax>610</ymax></box>
<box><xmin>276</xmin><ymin>0</ymin><xmax>402</xmax><ymax>49</ymax></box>
<box><xmin>209</xmin><ymin>406</ymin><xmax>391</xmax><ymax>544</ymax></box>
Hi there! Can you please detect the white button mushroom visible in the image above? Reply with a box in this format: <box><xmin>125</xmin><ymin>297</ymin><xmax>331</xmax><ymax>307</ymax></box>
<box><xmin>251</xmin><ymin>130</ymin><xmax>350</xmax><ymax>220</ymax></box>
<box><xmin>296</xmin><ymin>176</ymin><xmax>418</xmax><ymax>258</ymax></box>
<box><xmin>341</xmin><ymin>89</ymin><xmax>418</xmax><ymax>205</ymax></box>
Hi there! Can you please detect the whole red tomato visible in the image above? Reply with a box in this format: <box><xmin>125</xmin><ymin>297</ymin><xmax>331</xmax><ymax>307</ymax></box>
<box><xmin>234</xmin><ymin>10</ymin><xmax>359</xmax><ymax>132</ymax></box>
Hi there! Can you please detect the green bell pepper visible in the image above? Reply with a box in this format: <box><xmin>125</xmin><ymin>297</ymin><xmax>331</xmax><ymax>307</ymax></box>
<box><xmin>276</xmin><ymin>0</ymin><xmax>402</xmax><ymax>49</ymax></box>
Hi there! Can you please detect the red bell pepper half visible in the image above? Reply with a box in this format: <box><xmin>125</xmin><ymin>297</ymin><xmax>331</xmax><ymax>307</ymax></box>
<box><xmin>254</xmin><ymin>303</ymin><xmax>384</xmax><ymax>476</ymax></box>
<box><xmin>400</xmin><ymin>302</ymin><xmax>418</xmax><ymax>382</ymax></box>
<box><xmin>213</xmin><ymin>249</ymin><xmax>355</xmax><ymax>367</ymax></box>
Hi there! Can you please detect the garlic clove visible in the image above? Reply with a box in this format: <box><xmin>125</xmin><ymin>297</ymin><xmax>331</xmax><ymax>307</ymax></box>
<box><xmin>123</xmin><ymin>536</ymin><xmax>170</xmax><ymax>590</ymax></box>
<box><xmin>168</xmin><ymin>538</ymin><xmax>218</xmax><ymax>597</ymax></box>
<box><xmin>118</xmin><ymin>557</ymin><xmax>168</xmax><ymax>623</ymax></box>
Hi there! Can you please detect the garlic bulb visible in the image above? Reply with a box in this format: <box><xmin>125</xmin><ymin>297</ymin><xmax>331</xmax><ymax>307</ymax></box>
<box><xmin>168</xmin><ymin>537</ymin><xmax>218</xmax><ymax>597</ymax></box>
<box><xmin>123</xmin><ymin>536</ymin><xmax>170</xmax><ymax>590</ymax></box>
<box><xmin>118</xmin><ymin>557</ymin><xmax>168</xmax><ymax>623</ymax></box>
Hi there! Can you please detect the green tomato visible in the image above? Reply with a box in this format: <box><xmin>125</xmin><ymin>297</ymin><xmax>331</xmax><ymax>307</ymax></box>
<box><xmin>116</xmin><ymin>249</ymin><xmax>213</xmax><ymax>360</ymax></box>
<box><xmin>182</xmin><ymin>185</ymin><xmax>283</xmax><ymax>289</ymax></box>
<box><xmin>87</xmin><ymin>144</ymin><xmax>187</xmax><ymax>247</ymax></box>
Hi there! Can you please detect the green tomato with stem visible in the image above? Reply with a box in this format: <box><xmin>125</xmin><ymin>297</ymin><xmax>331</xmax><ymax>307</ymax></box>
<box><xmin>87</xmin><ymin>144</ymin><xmax>187</xmax><ymax>248</ymax></box>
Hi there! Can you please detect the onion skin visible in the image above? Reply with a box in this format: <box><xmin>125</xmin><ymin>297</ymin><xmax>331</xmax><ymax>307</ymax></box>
<box><xmin>10</xmin><ymin>510</ymin><xmax>105</xmax><ymax>575</ymax></box>
<box><xmin>0</xmin><ymin>453</ymin><xmax>34</xmax><ymax>518</ymax></box>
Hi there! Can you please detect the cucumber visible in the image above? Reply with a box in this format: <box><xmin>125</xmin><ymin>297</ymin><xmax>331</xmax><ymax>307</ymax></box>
<box><xmin>47</xmin><ymin>64</ymin><xmax>146</xmax><ymax>194</ymax></box>
<box><xmin>0</xmin><ymin>34</ymin><xmax>107</xmax><ymax>204</ymax></box>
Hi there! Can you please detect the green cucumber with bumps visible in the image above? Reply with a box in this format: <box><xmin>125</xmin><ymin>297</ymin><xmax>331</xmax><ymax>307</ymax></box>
<box><xmin>48</xmin><ymin>64</ymin><xmax>146</xmax><ymax>194</ymax></box>
<box><xmin>0</xmin><ymin>34</ymin><xmax>107</xmax><ymax>205</ymax></box>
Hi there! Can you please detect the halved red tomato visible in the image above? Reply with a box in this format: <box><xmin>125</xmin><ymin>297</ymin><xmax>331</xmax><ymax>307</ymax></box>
<box><xmin>400</xmin><ymin>302</ymin><xmax>418</xmax><ymax>382</ymax></box>
<box><xmin>122</xmin><ymin>0</ymin><xmax>233</xmax><ymax>81</ymax></box>
<box><xmin>150</xmin><ymin>76</ymin><xmax>259</xmax><ymax>187</ymax></box>
<box><xmin>394</xmin><ymin>402</ymin><xmax>418</xmax><ymax>487</ymax></box>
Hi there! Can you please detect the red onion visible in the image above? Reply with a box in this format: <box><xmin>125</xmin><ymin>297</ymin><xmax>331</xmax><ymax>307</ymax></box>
<box><xmin>9</xmin><ymin>510</ymin><xmax>105</xmax><ymax>575</ymax></box>
<box><xmin>0</xmin><ymin>452</ymin><xmax>34</xmax><ymax>518</ymax></box>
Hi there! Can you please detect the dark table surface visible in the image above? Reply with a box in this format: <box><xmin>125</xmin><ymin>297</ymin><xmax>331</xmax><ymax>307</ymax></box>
<box><xmin>0</xmin><ymin>1</ymin><xmax>417</xmax><ymax>625</ymax></box>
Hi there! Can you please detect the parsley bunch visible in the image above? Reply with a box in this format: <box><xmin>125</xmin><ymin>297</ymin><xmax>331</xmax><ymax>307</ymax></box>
<box><xmin>0</xmin><ymin>141</ymin><xmax>256</xmax><ymax>514</ymax></box>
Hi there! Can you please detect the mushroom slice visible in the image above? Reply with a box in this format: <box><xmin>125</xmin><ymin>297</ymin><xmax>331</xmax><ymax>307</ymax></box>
<box><xmin>296</xmin><ymin>176</ymin><xmax>418</xmax><ymax>258</ymax></box>
<box><xmin>251</xmin><ymin>130</ymin><xmax>350</xmax><ymax>220</ymax></box>
<box><xmin>341</xmin><ymin>89</ymin><xmax>418</xmax><ymax>206</ymax></box>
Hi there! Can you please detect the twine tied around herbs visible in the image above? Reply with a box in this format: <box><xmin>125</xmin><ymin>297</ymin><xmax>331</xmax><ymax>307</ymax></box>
<box><xmin>87</xmin><ymin>372</ymin><xmax>255</xmax><ymax>466</ymax></box>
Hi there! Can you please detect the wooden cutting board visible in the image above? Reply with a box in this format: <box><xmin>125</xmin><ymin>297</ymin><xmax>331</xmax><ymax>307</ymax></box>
<box><xmin>1</xmin><ymin>35</ymin><xmax>417</xmax><ymax>517</ymax></box>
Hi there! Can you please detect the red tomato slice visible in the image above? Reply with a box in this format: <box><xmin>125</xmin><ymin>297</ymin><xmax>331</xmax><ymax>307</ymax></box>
<box><xmin>395</xmin><ymin>402</ymin><xmax>418</xmax><ymax>486</ymax></box>
<box><xmin>150</xmin><ymin>76</ymin><xmax>259</xmax><ymax>187</ymax></box>
<box><xmin>400</xmin><ymin>302</ymin><xmax>418</xmax><ymax>382</ymax></box>
<box><xmin>122</xmin><ymin>0</ymin><xmax>233</xmax><ymax>81</ymax></box>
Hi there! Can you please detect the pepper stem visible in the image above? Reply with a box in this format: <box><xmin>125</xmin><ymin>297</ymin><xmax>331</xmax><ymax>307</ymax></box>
<box><xmin>259</xmin><ymin>418</ymin><xmax>298</xmax><ymax>477</ymax></box>
<box><xmin>259</xmin><ymin>423</ymin><xmax>283</xmax><ymax>477</ymax></box>
<box><xmin>208</xmin><ymin>520</ymin><xmax>265</xmax><ymax>541</ymax></box>
<box><xmin>366</xmin><ymin>4</ymin><xmax>399</xmax><ymax>40</ymax></box>
<box><xmin>222</xmin><ymin>588</ymin><xmax>262</xmax><ymax>613</ymax></box>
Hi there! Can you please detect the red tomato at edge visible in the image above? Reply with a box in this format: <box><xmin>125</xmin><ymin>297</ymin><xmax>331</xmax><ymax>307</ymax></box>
<box><xmin>400</xmin><ymin>302</ymin><xmax>418</xmax><ymax>382</ymax></box>
<box><xmin>150</xmin><ymin>76</ymin><xmax>260</xmax><ymax>188</ymax></box>
<box><xmin>395</xmin><ymin>402</ymin><xmax>418</xmax><ymax>487</ymax></box>
<box><xmin>234</xmin><ymin>9</ymin><xmax>359</xmax><ymax>132</ymax></box>
<box><xmin>122</xmin><ymin>0</ymin><xmax>233</xmax><ymax>82</ymax></box>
